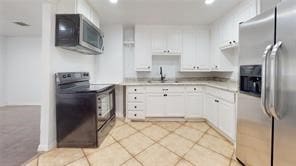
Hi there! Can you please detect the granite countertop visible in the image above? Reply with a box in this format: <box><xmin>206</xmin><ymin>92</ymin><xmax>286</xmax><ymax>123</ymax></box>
<box><xmin>122</xmin><ymin>78</ymin><xmax>238</xmax><ymax>92</ymax></box>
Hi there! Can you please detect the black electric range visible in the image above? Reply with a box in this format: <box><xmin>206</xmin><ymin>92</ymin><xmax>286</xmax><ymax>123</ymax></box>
<box><xmin>55</xmin><ymin>72</ymin><xmax>116</xmax><ymax>148</ymax></box>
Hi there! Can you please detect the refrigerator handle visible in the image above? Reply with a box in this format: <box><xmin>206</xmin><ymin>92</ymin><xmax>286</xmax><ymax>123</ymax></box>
<box><xmin>269</xmin><ymin>41</ymin><xmax>283</xmax><ymax>120</ymax></box>
<box><xmin>261</xmin><ymin>44</ymin><xmax>273</xmax><ymax>117</ymax></box>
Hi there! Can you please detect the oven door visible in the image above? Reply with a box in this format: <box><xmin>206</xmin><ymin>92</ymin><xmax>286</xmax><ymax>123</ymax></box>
<box><xmin>79</xmin><ymin>15</ymin><xmax>104</xmax><ymax>54</ymax></box>
<box><xmin>96</xmin><ymin>89</ymin><xmax>115</xmax><ymax>130</ymax></box>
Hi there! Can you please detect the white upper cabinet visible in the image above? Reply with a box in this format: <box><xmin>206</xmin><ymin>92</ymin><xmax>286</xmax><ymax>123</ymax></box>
<box><xmin>151</xmin><ymin>26</ymin><xmax>182</xmax><ymax>55</ymax></box>
<box><xmin>209</xmin><ymin>0</ymin><xmax>258</xmax><ymax>72</ymax></box>
<box><xmin>56</xmin><ymin>0</ymin><xmax>100</xmax><ymax>28</ymax></box>
<box><xmin>196</xmin><ymin>29</ymin><xmax>210</xmax><ymax>70</ymax></box>
<box><xmin>151</xmin><ymin>27</ymin><xmax>167</xmax><ymax>54</ymax></box>
<box><xmin>76</xmin><ymin>0</ymin><xmax>91</xmax><ymax>20</ymax></box>
<box><xmin>134</xmin><ymin>26</ymin><xmax>152</xmax><ymax>71</ymax></box>
<box><xmin>166</xmin><ymin>28</ymin><xmax>182</xmax><ymax>55</ymax></box>
<box><xmin>181</xmin><ymin>27</ymin><xmax>210</xmax><ymax>72</ymax></box>
<box><xmin>181</xmin><ymin>29</ymin><xmax>197</xmax><ymax>71</ymax></box>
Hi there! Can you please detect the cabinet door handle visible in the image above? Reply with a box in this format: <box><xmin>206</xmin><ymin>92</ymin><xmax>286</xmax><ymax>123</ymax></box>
<box><xmin>134</xmin><ymin>89</ymin><xmax>137</xmax><ymax>91</ymax></box>
<box><xmin>196</xmin><ymin>66</ymin><xmax>200</xmax><ymax>69</ymax></box>
<box><xmin>164</xmin><ymin>94</ymin><xmax>167</xmax><ymax>97</ymax></box>
<box><xmin>134</xmin><ymin>106</ymin><xmax>137</xmax><ymax>109</ymax></box>
<box><xmin>148</xmin><ymin>66</ymin><xmax>151</xmax><ymax>69</ymax></box>
<box><xmin>194</xmin><ymin>88</ymin><xmax>196</xmax><ymax>90</ymax></box>
<box><xmin>167</xmin><ymin>50</ymin><xmax>170</xmax><ymax>53</ymax></box>
<box><xmin>134</xmin><ymin>114</ymin><xmax>137</xmax><ymax>117</ymax></box>
<box><xmin>134</xmin><ymin>97</ymin><xmax>137</xmax><ymax>100</ymax></box>
<box><xmin>215</xmin><ymin>100</ymin><xmax>219</xmax><ymax>103</ymax></box>
<box><xmin>193</xmin><ymin>66</ymin><xmax>196</xmax><ymax>69</ymax></box>
<box><xmin>163</xmin><ymin>50</ymin><xmax>167</xmax><ymax>53</ymax></box>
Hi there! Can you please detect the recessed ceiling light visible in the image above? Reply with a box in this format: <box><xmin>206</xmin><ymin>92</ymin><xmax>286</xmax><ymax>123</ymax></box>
<box><xmin>205</xmin><ymin>0</ymin><xmax>215</xmax><ymax>5</ymax></box>
<box><xmin>13</xmin><ymin>22</ymin><xmax>30</xmax><ymax>26</ymax></box>
<box><xmin>110</xmin><ymin>0</ymin><xmax>118</xmax><ymax>4</ymax></box>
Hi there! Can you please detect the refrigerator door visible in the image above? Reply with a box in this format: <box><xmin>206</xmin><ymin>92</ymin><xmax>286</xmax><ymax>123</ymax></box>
<box><xmin>236</xmin><ymin>9</ymin><xmax>275</xmax><ymax>166</ymax></box>
<box><xmin>273</xmin><ymin>1</ymin><xmax>296</xmax><ymax>165</ymax></box>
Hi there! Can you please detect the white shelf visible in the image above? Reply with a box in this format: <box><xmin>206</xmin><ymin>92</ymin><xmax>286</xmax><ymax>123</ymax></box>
<box><xmin>220</xmin><ymin>41</ymin><xmax>239</xmax><ymax>51</ymax></box>
<box><xmin>123</xmin><ymin>41</ymin><xmax>135</xmax><ymax>45</ymax></box>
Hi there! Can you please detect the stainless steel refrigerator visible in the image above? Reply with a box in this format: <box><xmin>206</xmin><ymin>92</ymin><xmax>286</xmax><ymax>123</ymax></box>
<box><xmin>237</xmin><ymin>0</ymin><xmax>296</xmax><ymax>165</ymax></box>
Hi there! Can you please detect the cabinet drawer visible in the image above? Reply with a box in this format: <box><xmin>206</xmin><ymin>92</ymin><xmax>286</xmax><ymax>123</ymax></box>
<box><xmin>185</xmin><ymin>86</ymin><xmax>203</xmax><ymax>93</ymax></box>
<box><xmin>127</xmin><ymin>86</ymin><xmax>145</xmax><ymax>94</ymax></box>
<box><xmin>128</xmin><ymin>103</ymin><xmax>145</xmax><ymax>111</ymax></box>
<box><xmin>127</xmin><ymin>111</ymin><xmax>145</xmax><ymax>120</ymax></box>
<box><xmin>127</xmin><ymin>94</ymin><xmax>145</xmax><ymax>102</ymax></box>
<box><xmin>206</xmin><ymin>87</ymin><xmax>235</xmax><ymax>103</ymax></box>
<box><xmin>146</xmin><ymin>86</ymin><xmax>185</xmax><ymax>93</ymax></box>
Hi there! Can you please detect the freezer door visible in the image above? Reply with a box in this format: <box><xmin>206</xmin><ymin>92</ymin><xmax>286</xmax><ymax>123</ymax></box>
<box><xmin>236</xmin><ymin>9</ymin><xmax>275</xmax><ymax>166</ymax></box>
<box><xmin>273</xmin><ymin>1</ymin><xmax>296</xmax><ymax>165</ymax></box>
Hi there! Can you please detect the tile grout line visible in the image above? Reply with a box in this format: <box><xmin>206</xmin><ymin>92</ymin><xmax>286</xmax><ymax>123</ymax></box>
<box><xmin>112</xmin><ymin>133</ymin><xmax>146</xmax><ymax>166</ymax></box>
<box><xmin>81</xmin><ymin>148</ymin><xmax>91</xmax><ymax>166</ymax></box>
<box><xmin>196</xmin><ymin>128</ymin><xmax>234</xmax><ymax>160</ymax></box>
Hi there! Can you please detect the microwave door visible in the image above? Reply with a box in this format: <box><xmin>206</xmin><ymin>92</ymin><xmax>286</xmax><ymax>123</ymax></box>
<box><xmin>79</xmin><ymin>17</ymin><xmax>101</xmax><ymax>53</ymax></box>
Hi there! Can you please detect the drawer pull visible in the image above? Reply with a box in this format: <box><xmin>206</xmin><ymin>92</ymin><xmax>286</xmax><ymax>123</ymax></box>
<box><xmin>134</xmin><ymin>114</ymin><xmax>137</xmax><ymax>117</ymax></box>
<box><xmin>164</xmin><ymin>94</ymin><xmax>167</xmax><ymax>97</ymax></box>
<box><xmin>194</xmin><ymin>88</ymin><xmax>196</xmax><ymax>90</ymax></box>
<box><xmin>134</xmin><ymin>89</ymin><xmax>137</xmax><ymax>91</ymax></box>
<box><xmin>215</xmin><ymin>100</ymin><xmax>219</xmax><ymax>103</ymax></box>
<box><xmin>134</xmin><ymin>97</ymin><xmax>137</xmax><ymax>100</ymax></box>
<box><xmin>134</xmin><ymin>106</ymin><xmax>137</xmax><ymax>109</ymax></box>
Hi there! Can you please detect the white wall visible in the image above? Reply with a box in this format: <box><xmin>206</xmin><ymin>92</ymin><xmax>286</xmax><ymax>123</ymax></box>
<box><xmin>39</xmin><ymin>2</ymin><xmax>97</xmax><ymax>151</ymax></box>
<box><xmin>4</xmin><ymin>37</ymin><xmax>42</xmax><ymax>105</ymax></box>
<box><xmin>0</xmin><ymin>36</ymin><xmax>5</xmax><ymax>106</ymax></box>
<box><xmin>95</xmin><ymin>24</ymin><xmax>124</xmax><ymax>83</ymax></box>
<box><xmin>260</xmin><ymin>0</ymin><xmax>281</xmax><ymax>13</ymax></box>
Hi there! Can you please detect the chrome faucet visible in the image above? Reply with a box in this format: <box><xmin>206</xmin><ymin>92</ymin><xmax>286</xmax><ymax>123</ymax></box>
<box><xmin>160</xmin><ymin>67</ymin><xmax>166</xmax><ymax>82</ymax></box>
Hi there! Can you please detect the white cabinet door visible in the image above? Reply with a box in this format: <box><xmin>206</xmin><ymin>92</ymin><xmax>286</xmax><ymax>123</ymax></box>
<box><xmin>167</xmin><ymin>29</ymin><xmax>182</xmax><ymax>54</ymax></box>
<box><xmin>76</xmin><ymin>0</ymin><xmax>91</xmax><ymax>20</ymax></box>
<box><xmin>185</xmin><ymin>93</ymin><xmax>204</xmax><ymax>118</ymax></box>
<box><xmin>165</xmin><ymin>93</ymin><xmax>185</xmax><ymax>117</ymax></box>
<box><xmin>151</xmin><ymin>28</ymin><xmax>167</xmax><ymax>54</ymax></box>
<box><xmin>135</xmin><ymin>26</ymin><xmax>152</xmax><ymax>71</ymax></box>
<box><xmin>204</xmin><ymin>95</ymin><xmax>219</xmax><ymax>126</ymax></box>
<box><xmin>196</xmin><ymin>29</ymin><xmax>210</xmax><ymax>70</ymax></box>
<box><xmin>90</xmin><ymin>10</ymin><xmax>100</xmax><ymax>28</ymax></box>
<box><xmin>146</xmin><ymin>93</ymin><xmax>165</xmax><ymax>117</ymax></box>
<box><xmin>181</xmin><ymin>30</ymin><xmax>196</xmax><ymax>71</ymax></box>
<box><xmin>218</xmin><ymin>100</ymin><xmax>236</xmax><ymax>140</ymax></box>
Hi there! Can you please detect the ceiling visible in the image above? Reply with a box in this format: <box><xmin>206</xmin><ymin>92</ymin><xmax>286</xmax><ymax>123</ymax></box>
<box><xmin>0</xmin><ymin>0</ymin><xmax>43</xmax><ymax>36</ymax></box>
<box><xmin>0</xmin><ymin>0</ymin><xmax>245</xmax><ymax>36</ymax></box>
<box><xmin>89</xmin><ymin>0</ymin><xmax>244</xmax><ymax>25</ymax></box>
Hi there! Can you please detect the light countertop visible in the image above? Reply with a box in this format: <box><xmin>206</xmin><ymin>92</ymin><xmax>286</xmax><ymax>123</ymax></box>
<box><xmin>122</xmin><ymin>79</ymin><xmax>238</xmax><ymax>92</ymax></box>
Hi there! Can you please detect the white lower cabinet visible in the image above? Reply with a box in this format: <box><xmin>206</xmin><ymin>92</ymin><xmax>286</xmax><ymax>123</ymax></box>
<box><xmin>204</xmin><ymin>92</ymin><xmax>236</xmax><ymax>141</ymax></box>
<box><xmin>146</xmin><ymin>87</ymin><xmax>185</xmax><ymax>117</ymax></box>
<box><xmin>204</xmin><ymin>95</ymin><xmax>219</xmax><ymax>126</ymax></box>
<box><xmin>185</xmin><ymin>92</ymin><xmax>204</xmax><ymax>118</ymax></box>
<box><xmin>165</xmin><ymin>93</ymin><xmax>185</xmax><ymax>117</ymax></box>
<box><xmin>146</xmin><ymin>93</ymin><xmax>166</xmax><ymax>117</ymax></box>
<box><xmin>218</xmin><ymin>100</ymin><xmax>236</xmax><ymax>140</ymax></box>
<box><xmin>126</xmin><ymin>85</ymin><xmax>236</xmax><ymax>141</ymax></box>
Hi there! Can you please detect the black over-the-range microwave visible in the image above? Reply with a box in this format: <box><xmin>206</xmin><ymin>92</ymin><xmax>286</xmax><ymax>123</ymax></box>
<box><xmin>55</xmin><ymin>14</ymin><xmax>104</xmax><ymax>55</ymax></box>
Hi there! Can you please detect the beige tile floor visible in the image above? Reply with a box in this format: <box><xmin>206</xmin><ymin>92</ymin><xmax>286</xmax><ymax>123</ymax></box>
<box><xmin>24</xmin><ymin>119</ymin><xmax>242</xmax><ymax>166</ymax></box>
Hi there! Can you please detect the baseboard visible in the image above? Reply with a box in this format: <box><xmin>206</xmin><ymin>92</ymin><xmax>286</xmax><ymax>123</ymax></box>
<box><xmin>38</xmin><ymin>141</ymin><xmax>56</xmax><ymax>152</ymax></box>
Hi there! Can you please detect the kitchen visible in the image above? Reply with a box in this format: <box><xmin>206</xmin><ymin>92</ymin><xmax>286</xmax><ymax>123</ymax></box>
<box><xmin>0</xmin><ymin>0</ymin><xmax>294</xmax><ymax>166</ymax></box>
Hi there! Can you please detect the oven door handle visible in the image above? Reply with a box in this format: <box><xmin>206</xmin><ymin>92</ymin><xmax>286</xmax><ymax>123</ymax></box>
<box><xmin>261</xmin><ymin>44</ymin><xmax>273</xmax><ymax>117</ymax></box>
<box><xmin>269</xmin><ymin>41</ymin><xmax>282</xmax><ymax>120</ymax></box>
